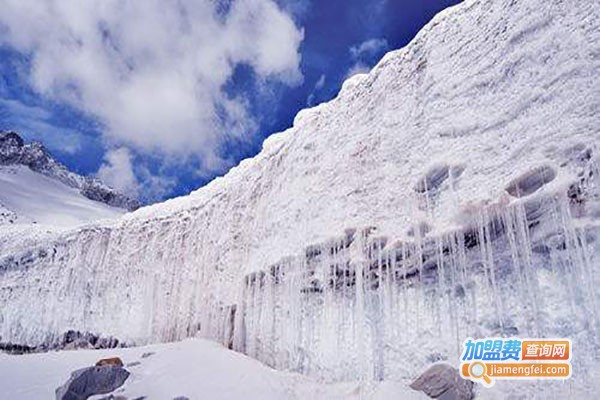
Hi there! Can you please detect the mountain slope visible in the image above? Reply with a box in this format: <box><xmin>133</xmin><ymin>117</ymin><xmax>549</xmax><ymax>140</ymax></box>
<box><xmin>0</xmin><ymin>165</ymin><xmax>126</xmax><ymax>227</ymax></box>
<box><xmin>0</xmin><ymin>131</ymin><xmax>140</xmax><ymax>213</ymax></box>
<box><xmin>0</xmin><ymin>0</ymin><xmax>599</xmax><ymax>397</ymax></box>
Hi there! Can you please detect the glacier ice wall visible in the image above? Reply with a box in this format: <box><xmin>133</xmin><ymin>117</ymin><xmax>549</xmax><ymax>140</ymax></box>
<box><xmin>233</xmin><ymin>183</ymin><xmax>600</xmax><ymax>383</ymax></box>
<box><xmin>1</xmin><ymin>0</ymin><xmax>599</xmax><ymax>393</ymax></box>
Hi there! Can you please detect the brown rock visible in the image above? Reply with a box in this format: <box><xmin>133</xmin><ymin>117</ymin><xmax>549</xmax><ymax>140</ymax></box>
<box><xmin>95</xmin><ymin>357</ymin><xmax>124</xmax><ymax>367</ymax></box>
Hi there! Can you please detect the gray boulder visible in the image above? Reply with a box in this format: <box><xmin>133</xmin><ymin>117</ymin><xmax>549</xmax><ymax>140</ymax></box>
<box><xmin>55</xmin><ymin>365</ymin><xmax>130</xmax><ymax>400</ymax></box>
<box><xmin>410</xmin><ymin>363</ymin><xmax>474</xmax><ymax>400</ymax></box>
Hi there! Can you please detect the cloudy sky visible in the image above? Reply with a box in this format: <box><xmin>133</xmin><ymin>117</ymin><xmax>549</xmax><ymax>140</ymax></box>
<box><xmin>0</xmin><ymin>0</ymin><xmax>460</xmax><ymax>203</ymax></box>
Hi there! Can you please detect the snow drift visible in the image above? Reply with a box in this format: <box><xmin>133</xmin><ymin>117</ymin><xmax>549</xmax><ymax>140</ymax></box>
<box><xmin>1</xmin><ymin>0</ymin><xmax>599</xmax><ymax>396</ymax></box>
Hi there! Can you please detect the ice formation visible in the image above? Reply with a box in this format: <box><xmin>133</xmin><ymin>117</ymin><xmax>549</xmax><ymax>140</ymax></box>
<box><xmin>0</xmin><ymin>0</ymin><xmax>599</xmax><ymax>395</ymax></box>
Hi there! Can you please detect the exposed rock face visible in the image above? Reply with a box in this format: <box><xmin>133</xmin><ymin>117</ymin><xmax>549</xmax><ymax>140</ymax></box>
<box><xmin>0</xmin><ymin>341</ymin><xmax>36</xmax><ymax>355</ymax></box>
<box><xmin>56</xmin><ymin>330</ymin><xmax>121</xmax><ymax>351</ymax></box>
<box><xmin>55</xmin><ymin>365</ymin><xmax>130</xmax><ymax>400</ymax></box>
<box><xmin>0</xmin><ymin>131</ymin><xmax>24</xmax><ymax>160</ymax></box>
<box><xmin>0</xmin><ymin>201</ymin><xmax>19</xmax><ymax>224</ymax></box>
<box><xmin>0</xmin><ymin>330</ymin><xmax>122</xmax><ymax>354</ymax></box>
<box><xmin>410</xmin><ymin>363</ymin><xmax>474</xmax><ymax>400</ymax></box>
<box><xmin>0</xmin><ymin>130</ymin><xmax>140</xmax><ymax>211</ymax></box>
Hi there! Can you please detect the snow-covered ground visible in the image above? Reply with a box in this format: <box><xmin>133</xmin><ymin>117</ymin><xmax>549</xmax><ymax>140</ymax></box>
<box><xmin>0</xmin><ymin>338</ymin><xmax>428</xmax><ymax>400</ymax></box>
<box><xmin>0</xmin><ymin>165</ymin><xmax>125</xmax><ymax>227</ymax></box>
<box><xmin>2</xmin><ymin>338</ymin><xmax>595</xmax><ymax>399</ymax></box>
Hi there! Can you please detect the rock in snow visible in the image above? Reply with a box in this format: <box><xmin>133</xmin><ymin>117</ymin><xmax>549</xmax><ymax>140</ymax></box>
<box><xmin>55</xmin><ymin>364</ymin><xmax>130</xmax><ymax>400</ymax></box>
<box><xmin>0</xmin><ymin>0</ymin><xmax>599</xmax><ymax>398</ymax></box>
<box><xmin>409</xmin><ymin>363</ymin><xmax>473</xmax><ymax>400</ymax></box>
<box><xmin>95</xmin><ymin>357</ymin><xmax>125</xmax><ymax>368</ymax></box>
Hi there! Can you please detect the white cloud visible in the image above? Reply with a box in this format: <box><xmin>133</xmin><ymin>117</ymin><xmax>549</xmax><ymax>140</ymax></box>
<box><xmin>344</xmin><ymin>63</ymin><xmax>370</xmax><ymax>80</ymax></box>
<box><xmin>346</xmin><ymin>38</ymin><xmax>388</xmax><ymax>80</ymax></box>
<box><xmin>0</xmin><ymin>0</ymin><xmax>304</xmax><ymax>176</ymax></box>
<box><xmin>277</xmin><ymin>0</ymin><xmax>312</xmax><ymax>21</ymax></box>
<box><xmin>0</xmin><ymin>98</ymin><xmax>83</xmax><ymax>154</ymax></box>
<box><xmin>349</xmin><ymin>38</ymin><xmax>388</xmax><ymax>60</ymax></box>
<box><xmin>97</xmin><ymin>148</ymin><xmax>140</xmax><ymax>198</ymax></box>
<box><xmin>306</xmin><ymin>74</ymin><xmax>326</xmax><ymax>106</ymax></box>
<box><xmin>136</xmin><ymin>165</ymin><xmax>177</xmax><ymax>203</ymax></box>
<box><xmin>97</xmin><ymin>147</ymin><xmax>176</xmax><ymax>202</ymax></box>
<box><xmin>314</xmin><ymin>74</ymin><xmax>326</xmax><ymax>90</ymax></box>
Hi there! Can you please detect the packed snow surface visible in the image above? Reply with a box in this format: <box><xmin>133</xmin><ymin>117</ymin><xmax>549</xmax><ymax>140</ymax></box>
<box><xmin>0</xmin><ymin>338</ymin><xmax>428</xmax><ymax>400</ymax></box>
<box><xmin>0</xmin><ymin>0</ymin><xmax>599</xmax><ymax>397</ymax></box>
<box><xmin>1</xmin><ymin>338</ymin><xmax>596</xmax><ymax>399</ymax></box>
<box><xmin>0</xmin><ymin>165</ymin><xmax>125</xmax><ymax>227</ymax></box>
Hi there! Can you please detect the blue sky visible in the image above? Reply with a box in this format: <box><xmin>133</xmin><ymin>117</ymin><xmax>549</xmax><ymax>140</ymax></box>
<box><xmin>0</xmin><ymin>0</ymin><xmax>460</xmax><ymax>203</ymax></box>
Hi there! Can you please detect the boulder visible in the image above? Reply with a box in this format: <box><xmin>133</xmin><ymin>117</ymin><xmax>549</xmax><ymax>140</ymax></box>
<box><xmin>96</xmin><ymin>357</ymin><xmax>124</xmax><ymax>367</ymax></box>
<box><xmin>55</xmin><ymin>365</ymin><xmax>130</xmax><ymax>400</ymax></box>
<box><xmin>410</xmin><ymin>363</ymin><xmax>474</xmax><ymax>400</ymax></box>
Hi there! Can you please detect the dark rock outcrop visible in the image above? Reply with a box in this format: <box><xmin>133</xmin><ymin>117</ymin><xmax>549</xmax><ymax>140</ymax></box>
<box><xmin>55</xmin><ymin>330</ymin><xmax>122</xmax><ymax>351</ymax></box>
<box><xmin>55</xmin><ymin>365</ymin><xmax>130</xmax><ymax>400</ymax></box>
<box><xmin>0</xmin><ymin>341</ymin><xmax>36</xmax><ymax>355</ymax></box>
<box><xmin>0</xmin><ymin>330</ymin><xmax>123</xmax><ymax>354</ymax></box>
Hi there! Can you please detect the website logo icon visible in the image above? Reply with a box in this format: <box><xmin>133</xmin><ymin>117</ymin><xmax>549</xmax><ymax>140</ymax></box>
<box><xmin>460</xmin><ymin>338</ymin><xmax>572</xmax><ymax>387</ymax></box>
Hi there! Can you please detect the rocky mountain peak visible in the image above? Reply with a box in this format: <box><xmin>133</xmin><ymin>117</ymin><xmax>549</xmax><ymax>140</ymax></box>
<box><xmin>0</xmin><ymin>130</ymin><xmax>140</xmax><ymax>211</ymax></box>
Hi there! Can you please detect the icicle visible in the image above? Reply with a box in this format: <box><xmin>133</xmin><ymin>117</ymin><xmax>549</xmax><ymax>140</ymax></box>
<box><xmin>353</xmin><ymin>232</ymin><xmax>368</xmax><ymax>381</ymax></box>
<box><xmin>435</xmin><ymin>234</ymin><xmax>445</xmax><ymax>340</ymax></box>
<box><xmin>558</xmin><ymin>194</ymin><xmax>599</xmax><ymax>333</ymax></box>
<box><xmin>577</xmin><ymin>226</ymin><xmax>600</xmax><ymax>334</ymax></box>
<box><xmin>514</xmin><ymin>201</ymin><xmax>542</xmax><ymax>337</ymax></box>
<box><xmin>451</xmin><ymin>231</ymin><xmax>465</xmax><ymax>360</ymax></box>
